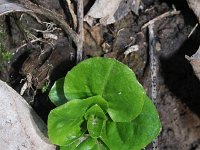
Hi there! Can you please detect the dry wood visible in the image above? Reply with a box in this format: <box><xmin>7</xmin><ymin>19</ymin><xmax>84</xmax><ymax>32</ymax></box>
<box><xmin>188</xmin><ymin>23</ymin><xmax>198</xmax><ymax>38</ymax></box>
<box><xmin>66</xmin><ymin>0</ymin><xmax>77</xmax><ymax>29</ymax></box>
<box><xmin>76</xmin><ymin>0</ymin><xmax>84</xmax><ymax>63</ymax></box>
<box><xmin>141</xmin><ymin>10</ymin><xmax>180</xmax><ymax>29</ymax></box>
<box><xmin>18</xmin><ymin>0</ymin><xmax>80</xmax><ymax>47</ymax></box>
<box><xmin>148</xmin><ymin>24</ymin><xmax>159</xmax><ymax>150</ymax></box>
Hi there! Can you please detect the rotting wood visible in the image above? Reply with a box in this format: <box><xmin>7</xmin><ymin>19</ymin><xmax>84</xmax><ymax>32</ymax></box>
<box><xmin>13</xmin><ymin>14</ymin><xmax>30</xmax><ymax>43</ymax></box>
<box><xmin>2</xmin><ymin>0</ymin><xmax>83</xmax><ymax>63</ymax></box>
<box><xmin>0</xmin><ymin>2</ymin><xmax>42</xmax><ymax>23</ymax></box>
<box><xmin>18</xmin><ymin>0</ymin><xmax>80</xmax><ymax>47</ymax></box>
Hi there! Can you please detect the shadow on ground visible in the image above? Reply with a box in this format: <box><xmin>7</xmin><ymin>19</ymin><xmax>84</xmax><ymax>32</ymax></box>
<box><xmin>160</xmin><ymin>26</ymin><xmax>200</xmax><ymax>118</ymax></box>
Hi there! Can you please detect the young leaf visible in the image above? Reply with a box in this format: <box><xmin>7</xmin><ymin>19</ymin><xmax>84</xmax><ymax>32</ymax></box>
<box><xmin>85</xmin><ymin>104</ymin><xmax>107</xmax><ymax>138</ymax></box>
<box><xmin>49</xmin><ymin>77</ymin><xmax>67</xmax><ymax>106</ymax></box>
<box><xmin>48</xmin><ymin>95</ymin><xmax>108</xmax><ymax>146</ymax></box>
<box><xmin>64</xmin><ymin>57</ymin><xmax>145</xmax><ymax>122</ymax></box>
<box><xmin>100</xmin><ymin>96</ymin><xmax>161</xmax><ymax>150</ymax></box>
<box><xmin>84</xmin><ymin>104</ymin><xmax>107</xmax><ymax>120</ymax></box>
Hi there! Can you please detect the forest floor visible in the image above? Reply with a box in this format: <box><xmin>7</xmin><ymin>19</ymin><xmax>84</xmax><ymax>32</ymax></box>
<box><xmin>0</xmin><ymin>0</ymin><xmax>200</xmax><ymax>149</ymax></box>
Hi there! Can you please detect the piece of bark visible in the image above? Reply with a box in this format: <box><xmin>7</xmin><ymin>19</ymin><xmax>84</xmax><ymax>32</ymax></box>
<box><xmin>0</xmin><ymin>80</ymin><xmax>56</xmax><ymax>150</ymax></box>
<box><xmin>20</xmin><ymin>38</ymin><xmax>76</xmax><ymax>89</ymax></box>
<box><xmin>0</xmin><ymin>1</ymin><xmax>32</xmax><ymax>16</ymax></box>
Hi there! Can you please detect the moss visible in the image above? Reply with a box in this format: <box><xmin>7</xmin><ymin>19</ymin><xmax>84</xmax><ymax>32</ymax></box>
<box><xmin>0</xmin><ymin>28</ymin><xmax>12</xmax><ymax>70</ymax></box>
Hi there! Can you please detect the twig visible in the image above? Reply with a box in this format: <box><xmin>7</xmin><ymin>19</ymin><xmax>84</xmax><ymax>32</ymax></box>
<box><xmin>66</xmin><ymin>0</ymin><xmax>77</xmax><ymax>29</ymax></box>
<box><xmin>148</xmin><ymin>24</ymin><xmax>159</xmax><ymax>150</ymax></box>
<box><xmin>142</xmin><ymin>10</ymin><xmax>180</xmax><ymax>29</ymax></box>
<box><xmin>188</xmin><ymin>23</ymin><xmax>198</xmax><ymax>38</ymax></box>
<box><xmin>76</xmin><ymin>0</ymin><xmax>84</xmax><ymax>63</ymax></box>
<box><xmin>59</xmin><ymin>0</ymin><xmax>74</xmax><ymax>27</ymax></box>
<box><xmin>10</xmin><ymin>38</ymin><xmax>41</xmax><ymax>64</ymax></box>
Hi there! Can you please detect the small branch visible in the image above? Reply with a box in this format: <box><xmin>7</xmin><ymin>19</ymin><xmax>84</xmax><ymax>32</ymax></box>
<box><xmin>66</xmin><ymin>0</ymin><xmax>77</xmax><ymax>29</ymax></box>
<box><xmin>148</xmin><ymin>24</ymin><xmax>159</xmax><ymax>150</ymax></box>
<box><xmin>142</xmin><ymin>10</ymin><xmax>180</xmax><ymax>29</ymax></box>
<box><xmin>188</xmin><ymin>23</ymin><xmax>198</xmax><ymax>38</ymax></box>
<box><xmin>76</xmin><ymin>0</ymin><xmax>84</xmax><ymax>63</ymax></box>
<box><xmin>59</xmin><ymin>0</ymin><xmax>74</xmax><ymax>27</ymax></box>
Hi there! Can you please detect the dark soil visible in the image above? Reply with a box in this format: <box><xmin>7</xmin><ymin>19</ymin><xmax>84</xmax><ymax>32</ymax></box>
<box><xmin>0</xmin><ymin>0</ymin><xmax>200</xmax><ymax>149</ymax></box>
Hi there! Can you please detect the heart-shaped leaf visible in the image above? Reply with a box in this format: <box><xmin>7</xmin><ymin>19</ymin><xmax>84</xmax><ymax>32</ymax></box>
<box><xmin>100</xmin><ymin>96</ymin><xmax>161</xmax><ymax>150</ymax></box>
<box><xmin>64</xmin><ymin>57</ymin><xmax>145</xmax><ymax>122</ymax></box>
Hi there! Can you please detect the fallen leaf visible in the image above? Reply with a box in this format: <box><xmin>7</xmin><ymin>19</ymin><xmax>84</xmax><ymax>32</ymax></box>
<box><xmin>85</xmin><ymin>0</ymin><xmax>141</xmax><ymax>25</ymax></box>
<box><xmin>185</xmin><ymin>46</ymin><xmax>200</xmax><ymax>80</ymax></box>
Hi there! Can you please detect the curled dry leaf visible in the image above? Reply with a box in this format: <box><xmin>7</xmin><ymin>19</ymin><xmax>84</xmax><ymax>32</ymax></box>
<box><xmin>85</xmin><ymin>0</ymin><xmax>141</xmax><ymax>25</ymax></box>
<box><xmin>185</xmin><ymin>46</ymin><xmax>200</xmax><ymax>80</ymax></box>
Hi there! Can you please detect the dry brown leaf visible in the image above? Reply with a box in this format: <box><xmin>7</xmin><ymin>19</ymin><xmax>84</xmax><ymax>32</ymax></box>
<box><xmin>85</xmin><ymin>0</ymin><xmax>141</xmax><ymax>25</ymax></box>
<box><xmin>185</xmin><ymin>46</ymin><xmax>200</xmax><ymax>80</ymax></box>
<box><xmin>83</xmin><ymin>23</ymin><xmax>105</xmax><ymax>56</ymax></box>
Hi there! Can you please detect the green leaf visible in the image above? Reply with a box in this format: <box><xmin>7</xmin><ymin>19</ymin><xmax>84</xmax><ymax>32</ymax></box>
<box><xmin>85</xmin><ymin>104</ymin><xmax>107</xmax><ymax>138</ymax></box>
<box><xmin>49</xmin><ymin>77</ymin><xmax>68</xmax><ymax>106</ymax></box>
<box><xmin>60</xmin><ymin>136</ymin><xmax>109</xmax><ymax>150</ymax></box>
<box><xmin>101</xmin><ymin>96</ymin><xmax>161</xmax><ymax>150</ymax></box>
<box><xmin>84</xmin><ymin>104</ymin><xmax>107</xmax><ymax>120</ymax></box>
<box><xmin>48</xmin><ymin>95</ymin><xmax>108</xmax><ymax>146</ymax></box>
<box><xmin>64</xmin><ymin>57</ymin><xmax>145</xmax><ymax>122</ymax></box>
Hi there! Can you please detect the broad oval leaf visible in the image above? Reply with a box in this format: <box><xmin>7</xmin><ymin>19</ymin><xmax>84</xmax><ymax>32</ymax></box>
<box><xmin>48</xmin><ymin>95</ymin><xmax>108</xmax><ymax>146</ymax></box>
<box><xmin>49</xmin><ymin>77</ymin><xmax>68</xmax><ymax>106</ymax></box>
<box><xmin>60</xmin><ymin>136</ymin><xmax>109</xmax><ymax>150</ymax></box>
<box><xmin>100</xmin><ymin>96</ymin><xmax>161</xmax><ymax>150</ymax></box>
<box><xmin>64</xmin><ymin>57</ymin><xmax>146</xmax><ymax>122</ymax></box>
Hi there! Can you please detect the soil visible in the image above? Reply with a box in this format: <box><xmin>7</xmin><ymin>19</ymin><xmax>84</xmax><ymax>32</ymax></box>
<box><xmin>0</xmin><ymin>0</ymin><xmax>200</xmax><ymax>149</ymax></box>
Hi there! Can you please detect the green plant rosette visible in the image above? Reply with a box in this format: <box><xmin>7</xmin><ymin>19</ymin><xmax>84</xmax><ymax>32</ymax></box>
<box><xmin>48</xmin><ymin>57</ymin><xmax>161</xmax><ymax>150</ymax></box>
